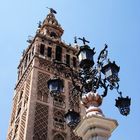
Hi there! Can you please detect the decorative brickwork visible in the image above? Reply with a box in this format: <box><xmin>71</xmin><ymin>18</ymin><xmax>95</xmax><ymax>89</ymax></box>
<box><xmin>7</xmin><ymin>130</ymin><xmax>13</xmax><ymax>140</ymax></box>
<box><xmin>33</xmin><ymin>103</ymin><xmax>49</xmax><ymax>139</ymax></box>
<box><xmin>16</xmin><ymin>63</ymin><xmax>33</xmax><ymax>93</ymax></box>
<box><xmin>37</xmin><ymin>71</ymin><xmax>50</xmax><ymax>103</ymax></box>
<box><xmin>38</xmin><ymin>58</ymin><xmax>54</xmax><ymax>73</ymax></box>
<box><xmin>10</xmin><ymin>94</ymin><xmax>18</xmax><ymax>126</ymax></box>
<box><xmin>19</xmin><ymin>110</ymin><xmax>27</xmax><ymax>140</ymax></box>
<box><xmin>38</xmin><ymin>57</ymin><xmax>76</xmax><ymax>80</ymax></box>
<box><xmin>70</xmin><ymin>130</ymin><xmax>82</xmax><ymax>140</ymax></box>
<box><xmin>24</xmin><ymin>74</ymin><xmax>31</xmax><ymax>109</ymax></box>
<box><xmin>68</xmin><ymin>82</ymin><xmax>80</xmax><ymax>112</ymax></box>
<box><xmin>19</xmin><ymin>74</ymin><xmax>31</xmax><ymax>139</ymax></box>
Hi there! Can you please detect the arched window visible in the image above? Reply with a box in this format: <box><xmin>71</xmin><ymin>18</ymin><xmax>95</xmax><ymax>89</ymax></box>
<box><xmin>43</xmin><ymin>93</ymin><xmax>48</xmax><ymax>103</ymax></box>
<box><xmin>53</xmin><ymin>96</ymin><xmax>65</xmax><ymax>108</ymax></box>
<box><xmin>37</xmin><ymin>91</ymin><xmax>48</xmax><ymax>103</ymax></box>
<box><xmin>54</xmin><ymin>111</ymin><xmax>64</xmax><ymax>122</ymax></box>
<box><xmin>37</xmin><ymin>91</ymin><xmax>43</xmax><ymax>101</ymax></box>
<box><xmin>53</xmin><ymin>111</ymin><xmax>65</xmax><ymax>129</ymax></box>
<box><xmin>53</xmin><ymin>134</ymin><xmax>64</xmax><ymax>140</ymax></box>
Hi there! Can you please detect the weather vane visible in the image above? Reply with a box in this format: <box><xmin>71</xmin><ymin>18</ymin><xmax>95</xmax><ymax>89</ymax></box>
<box><xmin>74</xmin><ymin>36</ymin><xmax>77</xmax><ymax>44</ymax></box>
<box><xmin>46</xmin><ymin>7</ymin><xmax>57</xmax><ymax>14</ymax></box>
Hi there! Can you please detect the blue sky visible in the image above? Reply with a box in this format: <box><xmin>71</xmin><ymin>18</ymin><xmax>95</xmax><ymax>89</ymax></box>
<box><xmin>0</xmin><ymin>0</ymin><xmax>140</xmax><ymax>140</ymax></box>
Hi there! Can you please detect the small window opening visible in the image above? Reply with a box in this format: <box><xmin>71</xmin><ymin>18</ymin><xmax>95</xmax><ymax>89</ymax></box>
<box><xmin>47</xmin><ymin>47</ymin><xmax>52</xmax><ymax>57</ymax></box>
<box><xmin>55</xmin><ymin>46</ymin><xmax>62</xmax><ymax>61</ymax></box>
<box><xmin>32</xmin><ymin>47</ymin><xmax>34</xmax><ymax>56</ymax></box>
<box><xmin>19</xmin><ymin>91</ymin><xmax>23</xmax><ymax>101</ymax></box>
<box><xmin>24</xmin><ymin>54</ymin><xmax>28</xmax><ymax>68</ymax></box>
<box><xmin>73</xmin><ymin>57</ymin><xmax>77</xmax><ymax>67</ymax></box>
<box><xmin>16</xmin><ymin>108</ymin><xmax>21</xmax><ymax>118</ymax></box>
<box><xmin>40</xmin><ymin>44</ymin><xmax>45</xmax><ymax>55</ymax></box>
<box><xmin>66</xmin><ymin>54</ymin><xmax>70</xmax><ymax>66</ymax></box>
<box><xmin>28</xmin><ymin>52</ymin><xmax>31</xmax><ymax>61</ymax></box>
<box><xmin>15</xmin><ymin>124</ymin><xmax>18</xmax><ymax>133</ymax></box>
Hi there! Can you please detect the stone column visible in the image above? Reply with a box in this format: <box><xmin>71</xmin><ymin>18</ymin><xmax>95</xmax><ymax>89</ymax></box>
<box><xmin>74</xmin><ymin>91</ymin><xmax>118</xmax><ymax>140</ymax></box>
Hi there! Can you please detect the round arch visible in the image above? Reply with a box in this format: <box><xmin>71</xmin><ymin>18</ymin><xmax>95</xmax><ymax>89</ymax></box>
<box><xmin>53</xmin><ymin>133</ymin><xmax>65</xmax><ymax>140</ymax></box>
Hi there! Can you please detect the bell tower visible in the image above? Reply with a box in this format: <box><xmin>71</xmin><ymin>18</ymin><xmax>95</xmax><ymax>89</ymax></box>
<box><xmin>39</xmin><ymin>10</ymin><xmax>63</xmax><ymax>39</ymax></box>
<box><xmin>7</xmin><ymin>9</ymin><xmax>83</xmax><ymax>140</ymax></box>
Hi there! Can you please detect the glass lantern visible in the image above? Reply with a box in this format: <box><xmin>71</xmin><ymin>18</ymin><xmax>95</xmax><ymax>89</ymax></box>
<box><xmin>47</xmin><ymin>78</ymin><xmax>64</xmax><ymax>97</ymax></box>
<box><xmin>77</xmin><ymin>45</ymin><xmax>95</xmax><ymax>68</ymax></box>
<box><xmin>101</xmin><ymin>61</ymin><xmax>120</xmax><ymax>84</ymax></box>
<box><xmin>115</xmin><ymin>96</ymin><xmax>131</xmax><ymax>116</ymax></box>
<box><xmin>64</xmin><ymin>109</ymin><xmax>80</xmax><ymax>128</ymax></box>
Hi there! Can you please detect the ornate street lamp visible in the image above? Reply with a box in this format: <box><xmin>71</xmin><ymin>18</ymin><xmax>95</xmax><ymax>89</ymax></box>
<box><xmin>47</xmin><ymin>37</ymin><xmax>131</xmax><ymax>128</ymax></box>
<box><xmin>47</xmin><ymin>78</ymin><xmax>64</xmax><ymax>97</ymax></box>
<box><xmin>115</xmin><ymin>96</ymin><xmax>131</xmax><ymax>116</ymax></box>
<box><xmin>77</xmin><ymin>45</ymin><xmax>95</xmax><ymax>68</ymax></box>
<box><xmin>101</xmin><ymin>61</ymin><xmax>120</xmax><ymax>84</ymax></box>
<box><xmin>64</xmin><ymin>109</ymin><xmax>80</xmax><ymax>128</ymax></box>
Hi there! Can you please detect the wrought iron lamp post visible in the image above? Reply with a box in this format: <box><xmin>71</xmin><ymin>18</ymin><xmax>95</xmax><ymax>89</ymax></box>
<box><xmin>47</xmin><ymin>37</ymin><xmax>131</xmax><ymax>139</ymax></box>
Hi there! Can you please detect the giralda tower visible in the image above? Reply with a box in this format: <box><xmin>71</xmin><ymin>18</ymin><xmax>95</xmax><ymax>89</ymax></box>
<box><xmin>7</xmin><ymin>10</ymin><xmax>83</xmax><ymax>140</ymax></box>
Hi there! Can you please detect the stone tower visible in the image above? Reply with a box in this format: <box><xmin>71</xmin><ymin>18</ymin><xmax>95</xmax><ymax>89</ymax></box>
<box><xmin>7</xmin><ymin>10</ymin><xmax>83</xmax><ymax>140</ymax></box>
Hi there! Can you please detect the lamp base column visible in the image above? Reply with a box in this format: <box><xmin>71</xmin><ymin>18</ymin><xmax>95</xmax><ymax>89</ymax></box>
<box><xmin>74</xmin><ymin>115</ymin><xmax>118</xmax><ymax>140</ymax></box>
<box><xmin>89</xmin><ymin>136</ymin><xmax>108</xmax><ymax>140</ymax></box>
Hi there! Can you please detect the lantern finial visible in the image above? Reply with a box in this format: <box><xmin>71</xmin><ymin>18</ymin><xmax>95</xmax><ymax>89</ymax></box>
<box><xmin>78</xmin><ymin>37</ymin><xmax>90</xmax><ymax>45</ymax></box>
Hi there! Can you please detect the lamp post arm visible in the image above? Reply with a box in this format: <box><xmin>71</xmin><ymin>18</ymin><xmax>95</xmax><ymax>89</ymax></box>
<box><xmin>100</xmin><ymin>79</ymin><xmax>109</xmax><ymax>98</ymax></box>
<box><xmin>115</xmin><ymin>83</ymin><xmax>122</xmax><ymax>97</ymax></box>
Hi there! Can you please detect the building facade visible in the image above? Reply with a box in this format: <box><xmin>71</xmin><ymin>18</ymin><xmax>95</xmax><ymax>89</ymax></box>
<box><xmin>7</xmin><ymin>11</ymin><xmax>84</xmax><ymax>140</ymax></box>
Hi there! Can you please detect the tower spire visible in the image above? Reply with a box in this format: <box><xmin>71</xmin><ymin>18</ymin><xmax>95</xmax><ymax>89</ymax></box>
<box><xmin>38</xmin><ymin>8</ymin><xmax>63</xmax><ymax>39</ymax></box>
